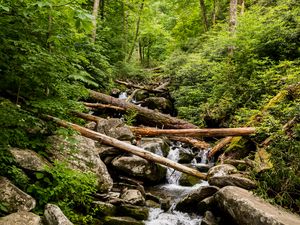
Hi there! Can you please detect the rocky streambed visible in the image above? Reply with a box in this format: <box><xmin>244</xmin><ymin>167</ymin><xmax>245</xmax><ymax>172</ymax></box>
<box><xmin>1</xmin><ymin>117</ymin><xmax>300</xmax><ymax>225</ymax></box>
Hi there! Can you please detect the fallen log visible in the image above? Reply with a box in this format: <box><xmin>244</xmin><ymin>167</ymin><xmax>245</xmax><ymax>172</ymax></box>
<box><xmin>130</xmin><ymin>127</ymin><xmax>256</xmax><ymax>137</ymax></box>
<box><xmin>115</xmin><ymin>80</ymin><xmax>164</xmax><ymax>93</ymax></box>
<box><xmin>168</xmin><ymin>137</ymin><xmax>211</xmax><ymax>149</ymax></box>
<box><xmin>45</xmin><ymin>115</ymin><xmax>207</xmax><ymax>180</ymax></box>
<box><xmin>88</xmin><ymin>90</ymin><xmax>198</xmax><ymax>129</ymax></box>
<box><xmin>83</xmin><ymin>102</ymin><xmax>125</xmax><ymax>111</ymax></box>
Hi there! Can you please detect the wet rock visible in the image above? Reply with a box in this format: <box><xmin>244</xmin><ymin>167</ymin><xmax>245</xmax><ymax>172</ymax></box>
<box><xmin>194</xmin><ymin>163</ymin><xmax>211</xmax><ymax>173</ymax></box>
<box><xmin>179</xmin><ymin>173</ymin><xmax>201</xmax><ymax>186</ymax></box>
<box><xmin>208</xmin><ymin>175</ymin><xmax>257</xmax><ymax>190</ymax></box>
<box><xmin>141</xmin><ymin>97</ymin><xmax>173</xmax><ymax>114</ymax></box>
<box><xmin>93</xmin><ymin>201</ymin><xmax>116</xmax><ymax>217</ymax></box>
<box><xmin>0</xmin><ymin>211</ymin><xmax>42</xmax><ymax>225</ymax></box>
<box><xmin>207</xmin><ymin>164</ymin><xmax>238</xmax><ymax>179</ymax></box>
<box><xmin>145</xmin><ymin>200</ymin><xmax>160</xmax><ymax>208</ymax></box>
<box><xmin>97</xmin><ymin>144</ymin><xmax>123</xmax><ymax>164</ymax></box>
<box><xmin>198</xmin><ymin>196</ymin><xmax>215</xmax><ymax>214</ymax></box>
<box><xmin>111</xmin><ymin>88</ymin><xmax>121</xmax><ymax>98</ymax></box>
<box><xmin>103</xmin><ymin>216</ymin><xmax>144</xmax><ymax>225</ymax></box>
<box><xmin>175</xmin><ymin>186</ymin><xmax>219</xmax><ymax>213</ymax></box>
<box><xmin>0</xmin><ymin>177</ymin><xmax>36</xmax><ymax>213</ymax></box>
<box><xmin>111</xmin><ymin>156</ymin><xmax>166</xmax><ymax>183</ymax></box>
<box><xmin>134</xmin><ymin>90</ymin><xmax>149</xmax><ymax>102</ymax></box>
<box><xmin>140</xmin><ymin>138</ymin><xmax>170</xmax><ymax>157</ymax></box>
<box><xmin>215</xmin><ymin>186</ymin><xmax>300</xmax><ymax>225</ymax></box>
<box><xmin>178</xmin><ymin>151</ymin><xmax>194</xmax><ymax>164</ymax></box>
<box><xmin>120</xmin><ymin>189</ymin><xmax>145</xmax><ymax>206</ymax></box>
<box><xmin>201</xmin><ymin>211</ymin><xmax>220</xmax><ymax>225</ymax></box>
<box><xmin>84</xmin><ymin>121</ymin><xmax>97</xmax><ymax>130</ymax></box>
<box><xmin>117</xmin><ymin>204</ymin><xmax>149</xmax><ymax>220</ymax></box>
<box><xmin>44</xmin><ymin>203</ymin><xmax>73</xmax><ymax>225</ymax></box>
<box><xmin>96</xmin><ymin>118</ymin><xmax>134</xmax><ymax>141</ymax></box>
<box><xmin>46</xmin><ymin>135</ymin><xmax>113</xmax><ymax>192</ymax></box>
<box><xmin>9</xmin><ymin>148</ymin><xmax>51</xmax><ymax>172</ymax></box>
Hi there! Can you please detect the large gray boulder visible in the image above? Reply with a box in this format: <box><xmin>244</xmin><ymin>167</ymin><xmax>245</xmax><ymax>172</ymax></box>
<box><xmin>209</xmin><ymin>174</ymin><xmax>257</xmax><ymax>190</ymax></box>
<box><xmin>0</xmin><ymin>211</ymin><xmax>42</xmax><ymax>225</ymax></box>
<box><xmin>111</xmin><ymin>156</ymin><xmax>166</xmax><ymax>183</ymax></box>
<box><xmin>175</xmin><ymin>186</ymin><xmax>219</xmax><ymax>213</ymax></box>
<box><xmin>215</xmin><ymin>186</ymin><xmax>300</xmax><ymax>225</ymax></box>
<box><xmin>46</xmin><ymin>135</ymin><xmax>113</xmax><ymax>192</ymax></box>
<box><xmin>96</xmin><ymin>118</ymin><xmax>134</xmax><ymax>141</ymax></box>
<box><xmin>44</xmin><ymin>204</ymin><xmax>73</xmax><ymax>225</ymax></box>
<box><xmin>140</xmin><ymin>138</ymin><xmax>170</xmax><ymax>157</ymax></box>
<box><xmin>207</xmin><ymin>164</ymin><xmax>238</xmax><ymax>179</ymax></box>
<box><xmin>9</xmin><ymin>148</ymin><xmax>51</xmax><ymax>172</ymax></box>
<box><xmin>0</xmin><ymin>177</ymin><xmax>36</xmax><ymax>213</ymax></box>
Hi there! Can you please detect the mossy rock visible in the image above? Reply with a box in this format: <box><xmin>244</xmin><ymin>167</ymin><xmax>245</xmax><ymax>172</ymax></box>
<box><xmin>179</xmin><ymin>173</ymin><xmax>201</xmax><ymax>186</ymax></box>
<box><xmin>93</xmin><ymin>201</ymin><xmax>116</xmax><ymax>217</ymax></box>
<box><xmin>103</xmin><ymin>216</ymin><xmax>144</xmax><ymax>225</ymax></box>
<box><xmin>117</xmin><ymin>204</ymin><xmax>149</xmax><ymax>220</ymax></box>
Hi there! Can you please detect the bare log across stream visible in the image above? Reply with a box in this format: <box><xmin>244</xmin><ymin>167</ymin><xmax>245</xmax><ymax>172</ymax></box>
<box><xmin>88</xmin><ymin>90</ymin><xmax>198</xmax><ymax>129</ymax></box>
<box><xmin>130</xmin><ymin>126</ymin><xmax>256</xmax><ymax>137</ymax></box>
<box><xmin>45</xmin><ymin>115</ymin><xmax>207</xmax><ymax>180</ymax></box>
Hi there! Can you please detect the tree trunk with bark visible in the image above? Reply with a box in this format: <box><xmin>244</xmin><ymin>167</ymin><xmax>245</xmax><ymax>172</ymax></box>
<box><xmin>199</xmin><ymin>0</ymin><xmax>209</xmax><ymax>31</ymax></box>
<box><xmin>92</xmin><ymin>0</ymin><xmax>101</xmax><ymax>42</ymax></box>
<box><xmin>46</xmin><ymin>115</ymin><xmax>207</xmax><ymax>180</ymax></box>
<box><xmin>88</xmin><ymin>90</ymin><xmax>198</xmax><ymax>129</ymax></box>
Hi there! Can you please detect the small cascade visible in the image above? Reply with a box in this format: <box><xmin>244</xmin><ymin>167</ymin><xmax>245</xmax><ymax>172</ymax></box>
<box><xmin>145</xmin><ymin>142</ymin><xmax>212</xmax><ymax>225</ymax></box>
<box><xmin>118</xmin><ymin>92</ymin><xmax>127</xmax><ymax>100</ymax></box>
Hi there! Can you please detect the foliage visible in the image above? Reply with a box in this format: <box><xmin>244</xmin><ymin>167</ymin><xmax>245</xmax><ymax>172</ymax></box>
<box><xmin>28</xmin><ymin>161</ymin><xmax>98</xmax><ymax>224</ymax></box>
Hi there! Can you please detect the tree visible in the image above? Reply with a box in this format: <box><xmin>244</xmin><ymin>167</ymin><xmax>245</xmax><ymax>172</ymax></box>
<box><xmin>92</xmin><ymin>0</ymin><xmax>101</xmax><ymax>42</ymax></box>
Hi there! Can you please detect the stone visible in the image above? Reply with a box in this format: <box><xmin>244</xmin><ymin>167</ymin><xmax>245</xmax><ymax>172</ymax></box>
<box><xmin>96</xmin><ymin>118</ymin><xmax>134</xmax><ymax>141</ymax></box>
<box><xmin>120</xmin><ymin>189</ymin><xmax>145</xmax><ymax>206</ymax></box>
<box><xmin>141</xmin><ymin>97</ymin><xmax>173</xmax><ymax>114</ymax></box>
<box><xmin>117</xmin><ymin>204</ymin><xmax>149</xmax><ymax>220</ymax></box>
<box><xmin>0</xmin><ymin>211</ymin><xmax>42</xmax><ymax>225</ymax></box>
<box><xmin>103</xmin><ymin>216</ymin><xmax>144</xmax><ymax>225</ymax></box>
<box><xmin>208</xmin><ymin>175</ymin><xmax>257</xmax><ymax>190</ymax></box>
<box><xmin>215</xmin><ymin>186</ymin><xmax>300</xmax><ymax>225</ymax></box>
<box><xmin>197</xmin><ymin>196</ymin><xmax>215</xmax><ymax>215</ymax></box>
<box><xmin>0</xmin><ymin>177</ymin><xmax>36</xmax><ymax>213</ymax></box>
<box><xmin>111</xmin><ymin>156</ymin><xmax>166</xmax><ymax>183</ymax></box>
<box><xmin>140</xmin><ymin>138</ymin><xmax>170</xmax><ymax>157</ymax></box>
<box><xmin>46</xmin><ymin>135</ymin><xmax>113</xmax><ymax>192</ymax></box>
<box><xmin>44</xmin><ymin>203</ymin><xmax>73</xmax><ymax>225</ymax></box>
<box><xmin>145</xmin><ymin>200</ymin><xmax>160</xmax><ymax>208</ymax></box>
<box><xmin>201</xmin><ymin>211</ymin><xmax>220</xmax><ymax>225</ymax></box>
<box><xmin>175</xmin><ymin>186</ymin><xmax>219</xmax><ymax>213</ymax></box>
<box><xmin>194</xmin><ymin>163</ymin><xmax>211</xmax><ymax>173</ymax></box>
<box><xmin>9</xmin><ymin>148</ymin><xmax>51</xmax><ymax>172</ymax></box>
<box><xmin>178</xmin><ymin>151</ymin><xmax>194</xmax><ymax>164</ymax></box>
<box><xmin>134</xmin><ymin>90</ymin><xmax>149</xmax><ymax>102</ymax></box>
<box><xmin>207</xmin><ymin>164</ymin><xmax>238</xmax><ymax>179</ymax></box>
<box><xmin>179</xmin><ymin>173</ymin><xmax>201</xmax><ymax>186</ymax></box>
<box><xmin>93</xmin><ymin>201</ymin><xmax>116</xmax><ymax>217</ymax></box>
<box><xmin>84</xmin><ymin>121</ymin><xmax>97</xmax><ymax>130</ymax></box>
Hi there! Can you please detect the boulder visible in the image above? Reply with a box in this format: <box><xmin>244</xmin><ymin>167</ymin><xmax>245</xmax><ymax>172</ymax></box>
<box><xmin>96</xmin><ymin>118</ymin><xmax>134</xmax><ymax>141</ymax></box>
<box><xmin>207</xmin><ymin>164</ymin><xmax>238</xmax><ymax>179</ymax></box>
<box><xmin>103</xmin><ymin>216</ymin><xmax>144</xmax><ymax>225</ymax></box>
<box><xmin>194</xmin><ymin>163</ymin><xmax>211</xmax><ymax>173</ymax></box>
<box><xmin>178</xmin><ymin>151</ymin><xmax>194</xmax><ymax>164</ymax></box>
<box><xmin>111</xmin><ymin>156</ymin><xmax>166</xmax><ymax>183</ymax></box>
<box><xmin>175</xmin><ymin>186</ymin><xmax>219</xmax><ymax>213</ymax></box>
<box><xmin>141</xmin><ymin>97</ymin><xmax>173</xmax><ymax>114</ymax></box>
<box><xmin>201</xmin><ymin>211</ymin><xmax>220</xmax><ymax>225</ymax></box>
<box><xmin>9</xmin><ymin>148</ymin><xmax>51</xmax><ymax>172</ymax></box>
<box><xmin>208</xmin><ymin>175</ymin><xmax>257</xmax><ymax>190</ymax></box>
<box><xmin>0</xmin><ymin>211</ymin><xmax>42</xmax><ymax>225</ymax></box>
<box><xmin>46</xmin><ymin>135</ymin><xmax>113</xmax><ymax>192</ymax></box>
<box><xmin>215</xmin><ymin>186</ymin><xmax>300</xmax><ymax>225</ymax></box>
<box><xmin>179</xmin><ymin>173</ymin><xmax>201</xmax><ymax>186</ymax></box>
<box><xmin>0</xmin><ymin>177</ymin><xmax>36</xmax><ymax>213</ymax></box>
<box><xmin>197</xmin><ymin>196</ymin><xmax>215</xmax><ymax>215</ymax></box>
<box><xmin>117</xmin><ymin>204</ymin><xmax>149</xmax><ymax>220</ymax></box>
<box><xmin>134</xmin><ymin>90</ymin><xmax>149</xmax><ymax>102</ymax></box>
<box><xmin>120</xmin><ymin>189</ymin><xmax>145</xmax><ymax>206</ymax></box>
<box><xmin>93</xmin><ymin>201</ymin><xmax>116</xmax><ymax>217</ymax></box>
<box><xmin>44</xmin><ymin>204</ymin><xmax>73</xmax><ymax>225</ymax></box>
<box><xmin>140</xmin><ymin>138</ymin><xmax>170</xmax><ymax>157</ymax></box>
<box><xmin>84</xmin><ymin>121</ymin><xmax>97</xmax><ymax>130</ymax></box>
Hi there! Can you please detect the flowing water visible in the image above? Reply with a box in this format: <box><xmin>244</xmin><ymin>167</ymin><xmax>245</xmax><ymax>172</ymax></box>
<box><xmin>145</xmin><ymin>142</ymin><xmax>213</xmax><ymax>225</ymax></box>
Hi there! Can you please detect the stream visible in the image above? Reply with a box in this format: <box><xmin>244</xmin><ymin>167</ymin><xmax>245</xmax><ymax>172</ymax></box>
<box><xmin>145</xmin><ymin>142</ymin><xmax>214</xmax><ymax>225</ymax></box>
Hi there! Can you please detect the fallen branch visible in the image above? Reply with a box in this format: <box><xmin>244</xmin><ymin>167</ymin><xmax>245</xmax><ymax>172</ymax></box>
<box><xmin>45</xmin><ymin>115</ymin><xmax>207</xmax><ymax>180</ymax></box>
<box><xmin>88</xmin><ymin>90</ymin><xmax>198</xmax><ymax>129</ymax></box>
<box><xmin>130</xmin><ymin>126</ymin><xmax>256</xmax><ymax>137</ymax></box>
<box><xmin>168</xmin><ymin>137</ymin><xmax>211</xmax><ymax>149</ymax></box>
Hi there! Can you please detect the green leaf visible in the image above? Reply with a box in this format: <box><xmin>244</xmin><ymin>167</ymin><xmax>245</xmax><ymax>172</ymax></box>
<box><xmin>0</xmin><ymin>4</ymin><xmax>9</xmax><ymax>12</ymax></box>
<box><xmin>35</xmin><ymin>172</ymin><xmax>44</xmax><ymax>179</ymax></box>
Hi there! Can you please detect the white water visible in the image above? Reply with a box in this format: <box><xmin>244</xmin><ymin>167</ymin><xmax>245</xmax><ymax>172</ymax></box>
<box><xmin>118</xmin><ymin>92</ymin><xmax>127</xmax><ymax>99</ymax></box>
<box><xmin>145</xmin><ymin>142</ymin><xmax>211</xmax><ymax>225</ymax></box>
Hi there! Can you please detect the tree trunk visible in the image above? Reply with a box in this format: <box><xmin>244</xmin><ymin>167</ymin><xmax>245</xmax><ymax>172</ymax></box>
<box><xmin>127</xmin><ymin>0</ymin><xmax>145</xmax><ymax>62</ymax></box>
<box><xmin>92</xmin><ymin>0</ymin><xmax>101</xmax><ymax>42</ymax></box>
<box><xmin>199</xmin><ymin>0</ymin><xmax>209</xmax><ymax>31</ymax></box>
<box><xmin>115</xmin><ymin>80</ymin><xmax>164</xmax><ymax>93</ymax></box>
<box><xmin>100</xmin><ymin>0</ymin><xmax>104</xmax><ymax>19</ymax></box>
<box><xmin>46</xmin><ymin>115</ymin><xmax>207</xmax><ymax>180</ymax></box>
<box><xmin>212</xmin><ymin>0</ymin><xmax>217</xmax><ymax>25</ymax></box>
<box><xmin>83</xmin><ymin>102</ymin><xmax>125</xmax><ymax>111</ymax></box>
<box><xmin>88</xmin><ymin>90</ymin><xmax>198</xmax><ymax>129</ymax></box>
<box><xmin>239</xmin><ymin>0</ymin><xmax>245</xmax><ymax>15</ymax></box>
<box><xmin>168</xmin><ymin>137</ymin><xmax>211</xmax><ymax>149</ymax></box>
<box><xmin>229</xmin><ymin>0</ymin><xmax>237</xmax><ymax>33</ymax></box>
<box><xmin>130</xmin><ymin>127</ymin><xmax>256</xmax><ymax>137</ymax></box>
